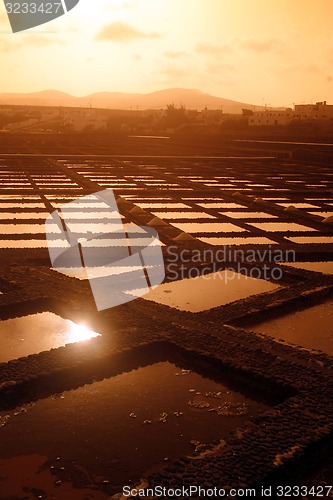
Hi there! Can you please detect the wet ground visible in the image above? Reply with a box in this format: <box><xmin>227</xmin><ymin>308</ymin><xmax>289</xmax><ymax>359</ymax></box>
<box><xmin>0</xmin><ymin>312</ymin><xmax>100</xmax><ymax>363</ymax></box>
<box><xmin>0</xmin><ymin>142</ymin><xmax>332</xmax><ymax>497</ymax></box>
<box><xmin>0</xmin><ymin>361</ymin><xmax>269</xmax><ymax>495</ymax></box>
<box><xmin>248</xmin><ymin>297</ymin><xmax>333</xmax><ymax>355</ymax></box>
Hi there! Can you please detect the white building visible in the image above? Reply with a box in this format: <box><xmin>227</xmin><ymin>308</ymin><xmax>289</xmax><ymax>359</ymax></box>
<box><xmin>249</xmin><ymin>101</ymin><xmax>333</xmax><ymax>127</ymax></box>
<box><xmin>294</xmin><ymin>101</ymin><xmax>333</xmax><ymax>120</ymax></box>
<box><xmin>249</xmin><ymin>109</ymin><xmax>293</xmax><ymax>127</ymax></box>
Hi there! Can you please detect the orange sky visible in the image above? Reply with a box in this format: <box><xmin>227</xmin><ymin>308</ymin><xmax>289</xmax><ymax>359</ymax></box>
<box><xmin>0</xmin><ymin>0</ymin><xmax>332</xmax><ymax>106</ymax></box>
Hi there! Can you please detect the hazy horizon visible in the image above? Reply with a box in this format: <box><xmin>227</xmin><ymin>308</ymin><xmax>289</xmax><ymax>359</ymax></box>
<box><xmin>0</xmin><ymin>0</ymin><xmax>332</xmax><ymax>107</ymax></box>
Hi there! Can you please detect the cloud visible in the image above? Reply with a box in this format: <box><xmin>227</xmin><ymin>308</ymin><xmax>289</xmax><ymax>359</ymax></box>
<box><xmin>242</xmin><ymin>38</ymin><xmax>285</xmax><ymax>53</ymax></box>
<box><xmin>95</xmin><ymin>22</ymin><xmax>160</xmax><ymax>42</ymax></box>
<box><xmin>154</xmin><ymin>63</ymin><xmax>192</xmax><ymax>87</ymax></box>
<box><xmin>158</xmin><ymin>64</ymin><xmax>189</xmax><ymax>79</ymax></box>
<box><xmin>195</xmin><ymin>43</ymin><xmax>232</xmax><ymax>56</ymax></box>
<box><xmin>22</xmin><ymin>35</ymin><xmax>64</xmax><ymax>46</ymax></box>
<box><xmin>0</xmin><ymin>34</ymin><xmax>63</xmax><ymax>53</ymax></box>
<box><xmin>205</xmin><ymin>62</ymin><xmax>237</xmax><ymax>74</ymax></box>
<box><xmin>270</xmin><ymin>61</ymin><xmax>328</xmax><ymax>80</ymax></box>
<box><xmin>0</xmin><ymin>10</ymin><xmax>10</xmax><ymax>26</ymax></box>
<box><xmin>283</xmin><ymin>62</ymin><xmax>323</xmax><ymax>74</ymax></box>
<box><xmin>164</xmin><ymin>50</ymin><xmax>188</xmax><ymax>59</ymax></box>
<box><xmin>0</xmin><ymin>38</ymin><xmax>18</xmax><ymax>52</ymax></box>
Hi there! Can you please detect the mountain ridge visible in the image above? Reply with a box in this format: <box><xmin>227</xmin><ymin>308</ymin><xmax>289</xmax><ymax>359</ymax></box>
<box><xmin>0</xmin><ymin>88</ymin><xmax>260</xmax><ymax>113</ymax></box>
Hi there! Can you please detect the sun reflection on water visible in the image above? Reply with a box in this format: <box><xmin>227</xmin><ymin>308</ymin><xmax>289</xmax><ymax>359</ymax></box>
<box><xmin>67</xmin><ymin>323</ymin><xmax>100</xmax><ymax>344</ymax></box>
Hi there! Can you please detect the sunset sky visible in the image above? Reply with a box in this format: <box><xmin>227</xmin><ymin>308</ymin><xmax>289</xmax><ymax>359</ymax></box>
<box><xmin>0</xmin><ymin>0</ymin><xmax>332</xmax><ymax>107</ymax></box>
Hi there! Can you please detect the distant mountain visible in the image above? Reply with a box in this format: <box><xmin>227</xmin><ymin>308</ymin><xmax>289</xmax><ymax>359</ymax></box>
<box><xmin>0</xmin><ymin>88</ymin><xmax>258</xmax><ymax>113</ymax></box>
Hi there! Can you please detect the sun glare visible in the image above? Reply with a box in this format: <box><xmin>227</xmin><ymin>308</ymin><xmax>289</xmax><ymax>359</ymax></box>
<box><xmin>67</xmin><ymin>323</ymin><xmax>100</xmax><ymax>344</ymax></box>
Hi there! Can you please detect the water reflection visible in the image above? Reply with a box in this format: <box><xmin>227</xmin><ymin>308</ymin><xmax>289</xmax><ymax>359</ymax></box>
<box><xmin>199</xmin><ymin>237</ymin><xmax>277</xmax><ymax>246</ymax></box>
<box><xmin>0</xmin><ymin>203</ymin><xmax>45</xmax><ymax>208</ymax></box>
<box><xmin>151</xmin><ymin>211</ymin><xmax>216</xmax><ymax>219</ymax></box>
<box><xmin>220</xmin><ymin>212</ymin><xmax>277</xmax><ymax>219</ymax></box>
<box><xmin>249</xmin><ymin>222</ymin><xmax>317</xmax><ymax>232</ymax></box>
<box><xmin>197</xmin><ymin>203</ymin><xmax>245</xmax><ymax>209</ymax></box>
<box><xmin>0</xmin><ymin>213</ymin><xmax>48</xmax><ymax>220</ymax></box>
<box><xmin>0</xmin><ymin>240</ymin><xmax>50</xmax><ymax>249</ymax></box>
<box><xmin>0</xmin><ymin>455</ymin><xmax>110</xmax><ymax>499</ymax></box>
<box><xmin>130</xmin><ymin>270</ymin><xmax>279</xmax><ymax>312</ymax></box>
<box><xmin>248</xmin><ymin>298</ymin><xmax>333</xmax><ymax>355</ymax></box>
<box><xmin>0</xmin><ymin>361</ymin><xmax>269</xmax><ymax>489</ymax></box>
<box><xmin>281</xmin><ymin>262</ymin><xmax>333</xmax><ymax>274</ymax></box>
<box><xmin>0</xmin><ymin>313</ymin><xmax>100</xmax><ymax>363</ymax></box>
<box><xmin>67</xmin><ymin>323</ymin><xmax>100</xmax><ymax>343</ymax></box>
<box><xmin>136</xmin><ymin>203</ymin><xmax>189</xmax><ymax>209</ymax></box>
<box><xmin>0</xmin><ymin>225</ymin><xmax>53</xmax><ymax>234</ymax></box>
<box><xmin>171</xmin><ymin>222</ymin><xmax>247</xmax><ymax>233</ymax></box>
<box><xmin>285</xmin><ymin>236</ymin><xmax>333</xmax><ymax>243</ymax></box>
<box><xmin>277</xmin><ymin>203</ymin><xmax>318</xmax><ymax>208</ymax></box>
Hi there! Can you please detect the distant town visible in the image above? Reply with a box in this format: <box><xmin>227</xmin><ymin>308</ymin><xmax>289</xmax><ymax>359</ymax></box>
<box><xmin>0</xmin><ymin>100</ymin><xmax>332</xmax><ymax>136</ymax></box>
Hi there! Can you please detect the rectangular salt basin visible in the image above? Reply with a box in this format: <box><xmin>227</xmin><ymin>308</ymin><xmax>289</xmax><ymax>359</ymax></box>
<box><xmin>192</xmin><ymin>179</ymin><xmax>217</xmax><ymax>182</ymax></box>
<box><xmin>248</xmin><ymin>298</ymin><xmax>333</xmax><ymax>355</ymax></box>
<box><xmin>55</xmin><ymin>265</ymin><xmax>146</xmax><ymax>281</ymax></box>
<box><xmin>285</xmin><ymin>236</ymin><xmax>333</xmax><ymax>244</ymax></box>
<box><xmin>199</xmin><ymin>237</ymin><xmax>277</xmax><ymax>246</ymax></box>
<box><xmin>64</xmin><ymin>222</ymin><xmax>123</xmax><ymax>233</ymax></box>
<box><xmin>0</xmin><ymin>196</ymin><xmax>41</xmax><ymax>200</ymax></box>
<box><xmin>142</xmin><ymin>179</ymin><xmax>169</xmax><ymax>182</ymax></box>
<box><xmin>0</xmin><ymin>240</ymin><xmax>59</xmax><ymax>249</ymax></box>
<box><xmin>0</xmin><ymin>213</ymin><xmax>49</xmax><ymax>220</ymax></box>
<box><xmin>135</xmin><ymin>270</ymin><xmax>279</xmax><ymax>312</ymax></box>
<box><xmin>46</xmin><ymin>195</ymin><xmax>74</xmax><ymax>200</ymax></box>
<box><xmin>80</xmin><ymin>237</ymin><xmax>163</xmax><ymax>248</ymax></box>
<box><xmin>0</xmin><ymin>203</ymin><xmax>46</xmax><ymax>208</ymax></box>
<box><xmin>35</xmin><ymin>183</ymin><xmax>78</xmax><ymax>187</ymax></box>
<box><xmin>136</xmin><ymin>203</ymin><xmax>189</xmax><ymax>209</ymax></box>
<box><xmin>171</xmin><ymin>223</ymin><xmax>247</xmax><ymax>233</ymax></box>
<box><xmin>0</xmin><ymin>225</ymin><xmax>60</xmax><ymax>234</ymax></box>
<box><xmin>220</xmin><ymin>212</ymin><xmax>277</xmax><ymax>219</ymax></box>
<box><xmin>277</xmin><ymin>203</ymin><xmax>319</xmax><ymax>208</ymax></box>
<box><xmin>99</xmin><ymin>183</ymin><xmax>138</xmax><ymax>187</ymax></box>
<box><xmin>51</xmin><ymin>202</ymin><xmax>113</xmax><ymax>209</ymax></box>
<box><xmin>51</xmin><ymin>212</ymin><xmax>125</xmax><ymax>221</ymax></box>
<box><xmin>281</xmin><ymin>261</ymin><xmax>333</xmax><ymax>274</ymax></box>
<box><xmin>309</xmin><ymin>212</ymin><xmax>333</xmax><ymax>218</ymax></box>
<box><xmin>0</xmin><ymin>361</ymin><xmax>269</xmax><ymax>489</ymax></box>
<box><xmin>248</xmin><ymin>184</ymin><xmax>271</xmax><ymax>187</ymax></box>
<box><xmin>249</xmin><ymin>222</ymin><xmax>317</xmax><ymax>232</ymax></box>
<box><xmin>197</xmin><ymin>203</ymin><xmax>246</xmax><ymax>209</ymax></box>
<box><xmin>263</xmin><ymin>198</ymin><xmax>290</xmax><ymax>201</ymax></box>
<box><xmin>0</xmin><ymin>312</ymin><xmax>100</xmax><ymax>363</ymax></box>
<box><xmin>206</xmin><ymin>183</ymin><xmax>234</xmax><ymax>187</ymax></box>
<box><xmin>151</xmin><ymin>212</ymin><xmax>216</xmax><ymax>220</ymax></box>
